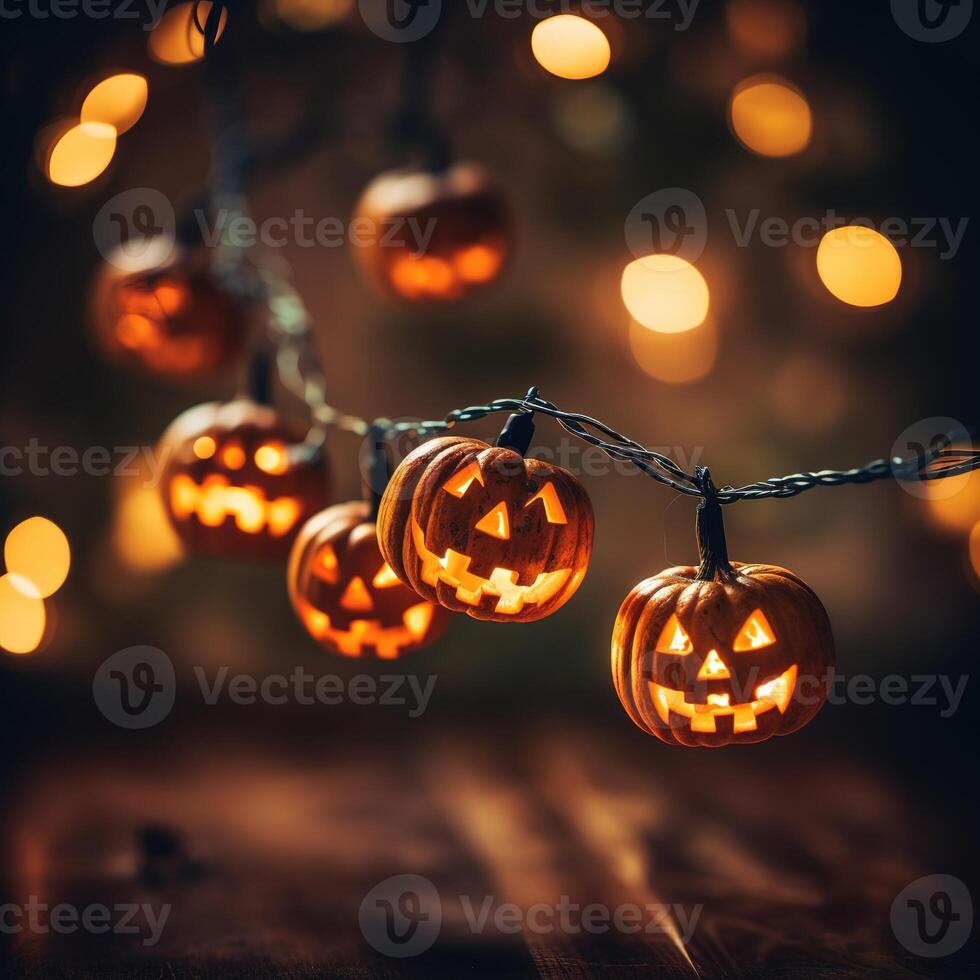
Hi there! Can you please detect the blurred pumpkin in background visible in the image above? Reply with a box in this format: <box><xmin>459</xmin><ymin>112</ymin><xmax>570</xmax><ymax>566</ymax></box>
<box><xmin>352</xmin><ymin>163</ymin><xmax>510</xmax><ymax>303</ymax></box>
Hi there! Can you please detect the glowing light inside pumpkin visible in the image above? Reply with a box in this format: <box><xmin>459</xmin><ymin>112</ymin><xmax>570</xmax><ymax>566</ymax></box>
<box><xmin>193</xmin><ymin>436</ymin><xmax>217</xmax><ymax>459</ymax></box>
<box><xmin>412</xmin><ymin>520</ymin><xmax>575</xmax><ymax>616</ymax></box>
<box><xmin>388</xmin><ymin>243</ymin><xmax>505</xmax><ymax>301</ymax></box>
<box><xmin>444</xmin><ymin>462</ymin><xmax>484</xmax><ymax>497</ymax></box>
<box><xmin>733</xmin><ymin>609</ymin><xmax>777</xmax><ymax>651</ymax></box>
<box><xmin>531</xmin><ymin>15</ymin><xmax>611</xmax><ymax>80</ymax></box>
<box><xmin>697</xmin><ymin>649</ymin><xmax>731</xmax><ymax>681</ymax></box>
<box><xmin>317</xmin><ymin>544</ymin><xmax>340</xmax><ymax>582</ymax></box>
<box><xmin>339</xmin><ymin>576</ymin><xmax>374</xmax><ymax>612</ymax></box>
<box><xmin>297</xmin><ymin>600</ymin><xmax>437</xmax><ymax>659</ymax></box>
<box><xmin>149</xmin><ymin>1</ymin><xmax>227</xmax><ymax>64</ymax></box>
<box><xmin>372</xmin><ymin>563</ymin><xmax>402</xmax><ymax>588</ymax></box>
<box><xmin>5</xmin><ymin>517</ymin><xmax>71</xmax><ymax>599</ymax></box>
<box><xmin>525</xmin><ymin>482</ymin><xmax>568</xmax><ymax>524</ymax></box>
<box><xmin>221</xmin><ymin>443</ymin><xmax>247</xmax><ymax>470</ymax></box>
<box><xmin>169</xmin><ymin>474</ymin><xmax>302</xmax><ymax>536</ymax></box>
<box><xmin>621</xmin><ymin>255</ymin><xmax>710</xmax><ymax>334</ymax></box>
<box><xmin>81</xmin><ymin>74</ymin><xmax>148</xmax><ymax>135</ymax></box>
<box><xmin>655</xmin><ymin>614</ymin><xmax>694</xmax><ymax>654</ymax></box>
<box><xmin>649</xmin><ymin>663</ymin><xmax>798</xmax><ymax>734</ymax></box>
<box><xmin>254</xmin><ymin>443</ymin><xmax>289</xmax><ymax>475</ymax></box>
<box><xmin>475</xmin><ymin>502</ymin><xmax>511</xmax><ymax>540</ymax></box>
<box><xmin>816</xmin><ymin>226</ymin><xmax>902</xmax><ymax>307</ymax></box>
<box><xmin>47</xmin><ymin>121</ymin><xmax>117</xmax><ymax>187</ymax></box>
<box><xmin>729</xmin><ymin>76</ymin><xmax>812</xmax><ymax>157</ymax></box>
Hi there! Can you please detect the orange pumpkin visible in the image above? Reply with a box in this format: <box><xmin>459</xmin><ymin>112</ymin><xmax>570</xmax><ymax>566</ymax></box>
<box><xmin>91</xmin><ymin>238</ymin><xmax>246</xmax><ymax>378</ymax></box>
<box><xmin>378</xmin><ymin>434</ymin><xmax>593</xmax><ymax>622</ymax></box>
<box><xmin>612</xmin><ymin>487</ymin><xmax>834</xmax><ymax>747</ymax></box>
<box><xmin>352</xmin><ymin>162</ymin><xmax>509</xmax><ymax>303</ymax></box>
<box><xmin>288</xmin><ymin>501</ymin><xmax>450</xmax><ymax>658</ymax></box>
<box><xmin>159</xmin><ymin>399</ymin><xmax>329</xmax><ymax>561</ymax></box>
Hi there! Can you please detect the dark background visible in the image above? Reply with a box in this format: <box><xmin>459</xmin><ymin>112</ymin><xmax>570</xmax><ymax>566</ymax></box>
<box><xmin>1</xmin><ymin>1</ymin><xmax>978</xmax><ymax>976</ymax></box>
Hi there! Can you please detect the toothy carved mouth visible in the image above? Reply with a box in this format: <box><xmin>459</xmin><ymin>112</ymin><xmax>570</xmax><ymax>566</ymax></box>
<box><xmin>648</xmin><ymin>664</ymin><xmax>798</xmax><ymax>734</ymax></box>
<box><xmin>298</xmin><ymin>602</ymin><xmax>435</xmax><ymax>658</ymax></box>
<box><xmin>411</xmin><ymin>519</ymin><xmax>572</xmax><ymax>615</ymax></box>
<box><xmin>170</xmin><ymin>474</ymin><xmax>302</xmax><ymax>536</ymax></box>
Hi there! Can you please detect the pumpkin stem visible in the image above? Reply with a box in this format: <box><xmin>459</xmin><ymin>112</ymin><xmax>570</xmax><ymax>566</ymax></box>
<box><xmin>495</xmin><ymin>400</ymin><xmax>536</xmax><ymax>457</ymax></box>
<box><xmin>695</xmin><ymin>467</ymin><xmax>735</xmax><ymax>581</ymax></box>
<box><xmin>364</xmin><ymin>420</ymin><xmax>394</xmax><ymax>520</ymax></box>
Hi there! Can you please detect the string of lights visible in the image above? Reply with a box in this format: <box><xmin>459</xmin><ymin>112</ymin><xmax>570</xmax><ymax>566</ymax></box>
<box><xmin>268</xmin><ymin>289</ymin><xmax>979</xmax><ymax>504</ymax></box>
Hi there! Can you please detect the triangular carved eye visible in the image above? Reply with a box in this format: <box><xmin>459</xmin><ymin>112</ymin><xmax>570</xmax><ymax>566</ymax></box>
<box><xmin>315</xmin><ymin>544</ymin><xmax>340</xmax><ymax>584</ymax></box>
<box><xmin>443</xmin><ymin>461</ymin><xmax>484</xmax><ymax>497</ymax></box>
<box><xmin>525</xmin><ymin>482</ymin><xmax>567</xmax><ymax>524</ymax></box>
<box><xmin>372</xmin><ymin>563</ymin><xmax>401</xmax><ymax>589</ymax></box>
<box><xmin>733</xmin><ymin>609</ymin><xmax>776</xmax><ymax>651</ymax></box>
<box><xmin>655</xmin><ymin>613</ymin><xmax>693</xmax><ymax>655</ymax></box>
<box><xmin>475</xmin><ymin>502</ymin><xmax>510</xmax><ymax>539</ymax></box>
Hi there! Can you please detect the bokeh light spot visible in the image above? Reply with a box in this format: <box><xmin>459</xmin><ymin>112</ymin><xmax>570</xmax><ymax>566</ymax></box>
<box><xmin>81</xmin><ymin>74</ymin><xmax>148</xmax><ymax>135</ymax></box>
<box><xmin>531</xmin><ymin>15</ymin><xmax>611</xmax><ymax>81</ymax></box>
<box><xmin>0</xmin><ymin>574</ymin><xmax>47</xmax><ymax>655</ymax></box>
<box><xmin>729</xmin><ymin>75</ymin><xmax>812</xmax><ymax>157</ymax></box>
<box><xmin>925</xmin><ymin>471</ymin><xmax>980</xmax><ymax>533</ymax></box>
<box><xmin>816</xmin><ymin>226</ymin><xmax>902</xmax><ymax>307</ymax></box>
<box><xmin>629</xmin><ymin>318</ymin><xmax>717</xmax><ymax>384</ymax></box>
<box><xmin>149</xmin><ymin>1</ymin><xmax>228</xmax><ymax>65</ymax></box>
<box><xmin>47</xmin><ymin>121</ymin><xmax>117</xmax><ymax>187</ymax></box>
<box><xmin>621</xmin><ymin>254</ymin><xmax>710</xmax><ymax>333</ymax></box>
<box><xmin>5</xmin><ymin>517</ymin><xmax>71</xmax><ymax>599</ymax></box>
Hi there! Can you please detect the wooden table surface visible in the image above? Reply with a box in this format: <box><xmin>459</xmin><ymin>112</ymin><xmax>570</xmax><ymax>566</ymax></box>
<box><xmin>1</xmin><ymin>718</ymin><xmax>975</xmax><ymax>979</ymax></box>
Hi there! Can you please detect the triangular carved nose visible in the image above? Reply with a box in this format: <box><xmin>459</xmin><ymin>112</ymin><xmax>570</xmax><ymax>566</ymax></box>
<box><xmin>697</xmin><ymin>649</ymin><xmax>730</xmax><ymax>681</ymax></box>
<box><xmin>340</xmin><ymin>576</ymin><xmax>374</xmax><ymax>612</ymax></box>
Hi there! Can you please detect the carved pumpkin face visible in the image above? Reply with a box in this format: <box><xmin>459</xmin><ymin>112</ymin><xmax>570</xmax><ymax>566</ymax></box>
<box><xmin>159</xmin><ymin>399</ymin><xmax>329</xmax><ymax>561</ymax></box>
<box><xmin>378</xmin><ymin>437</ymin><xmax>594</xmax><ymax>623</ymax></box>
<box><xmin>612</xmin><ymin>563</ymin><xmax>834</xmax><ymax>747</ymax></box>
<box><xmin>352</xmin><ymin>163</ymin><xmax>509</xmax><ymax>303</ymax></box>
<box><xmin>91</xmin><ymin>238</ymin><xmax>246</xmax><ymax>378</ymax></box>
<box><xmin>288</xmin><ymin>502</ymin><xmax>450</xmax><ymax>658</ymax></box>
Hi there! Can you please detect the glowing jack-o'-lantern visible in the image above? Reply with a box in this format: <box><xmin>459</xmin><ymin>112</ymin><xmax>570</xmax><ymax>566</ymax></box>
<box><xmin>611</xmin><ymin>486</ymin><xmax>834</xmax><ymax>747</ymax></box>
<box><xmin>288</xmin><ymin>501</ymin><xmax>450</xmax><ymax>658</ymax></box>
<box><xmin>378</xmin><ymin>434</ymin><xmax>594</xmax><ymax>622</ymax></box>
<box><xmin>90</xmin><ymin>238</ymin><xmax>246</xmax><ymax>378</ymax></box>
<box><xmin>159</xmin><ymin>399</ymin><xmax>329</xmax><ymax>561</ymax></box>
<box><xmin>352</xmin><ymin>163</ymin><xmax>509</xmax><ymax>303</ymax></box>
